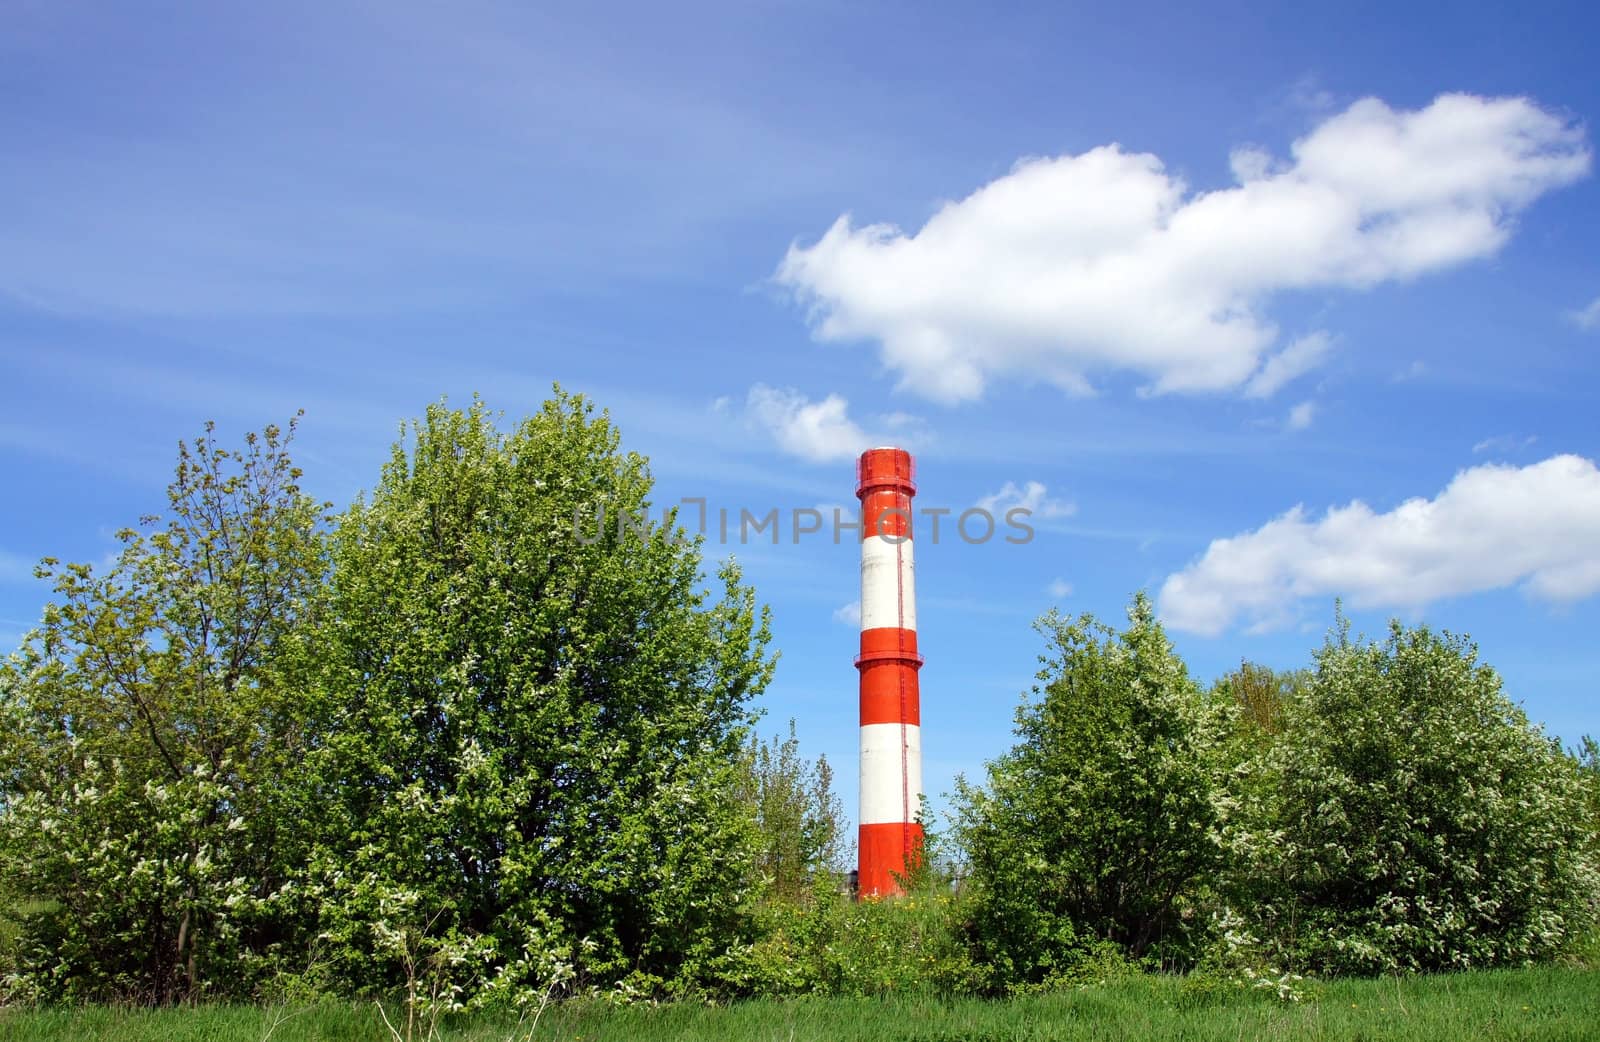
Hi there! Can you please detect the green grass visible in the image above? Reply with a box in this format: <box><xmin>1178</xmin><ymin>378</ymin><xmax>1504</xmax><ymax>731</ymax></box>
<box><xmin>2</xmin><ymin>966</ymin><xmax>1597</xmax><ymax>1041</ymax></box>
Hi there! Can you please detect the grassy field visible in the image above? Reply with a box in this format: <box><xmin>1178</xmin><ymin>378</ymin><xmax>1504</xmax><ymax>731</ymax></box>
<box><xmin>2</xmin><ymin>966</ymin><xmax>1597</xmax><ymax>1042</ymax></box>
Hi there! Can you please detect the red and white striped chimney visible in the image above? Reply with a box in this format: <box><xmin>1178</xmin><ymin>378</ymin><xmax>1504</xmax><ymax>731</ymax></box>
<box><xmin>855</xmin><ymin>446</ymin><xmax>923</xmax><ymax>898</ymax></box>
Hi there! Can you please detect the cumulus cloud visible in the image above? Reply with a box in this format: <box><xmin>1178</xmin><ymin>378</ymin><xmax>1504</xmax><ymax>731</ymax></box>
<box><xmin>743</xmin><ymin>385</ymin><xmax>926</xmax><ymax>463</ymax></box>
<box><xmin>1158</xmin><ymin>454</ymin><xmax>1600</xmax><ymax>636</ymax></box>
<box><xmin>744</xmin><ymin>385</ymin><xmax>871</xmax><ymax>462</ymax></box>
<box><xmin>1572</xmin><ymin>296</ymin><xmax>1600</xmax><ymax>330</ymax></box>
<box><xmin>976</xmin><ymin>480</ymin><xmax>1075</xmax><ymax>520</ymax></box>
<box><xmin>1286</xmin><ymin>401</ymin><xmax>1317</xmax><ymax>431</ymax></box>
<box><xmin>776</xmin><ymin>93</ymin><xmax>1590</xmax><ymax>403</ymax></box>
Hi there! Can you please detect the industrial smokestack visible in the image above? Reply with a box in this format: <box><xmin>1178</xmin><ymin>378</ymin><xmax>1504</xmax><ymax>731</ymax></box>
<box><xmin>855</xmin><ymin>446</ymin><xmax>924</xmax><ymax>898</ymax></box>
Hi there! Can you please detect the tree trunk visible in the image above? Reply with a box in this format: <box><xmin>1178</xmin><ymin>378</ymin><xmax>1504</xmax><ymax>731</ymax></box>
<box><xmin>174</xmin><ymin>880</ymin><xmax>198</xmax><ymax>1003</ymax></box>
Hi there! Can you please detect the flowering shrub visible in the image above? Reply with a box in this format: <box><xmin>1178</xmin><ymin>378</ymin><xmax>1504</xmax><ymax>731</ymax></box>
<box><xmin>1179</xmin><ymin>907</ymin><xmax>1309</xmax><ymax>1005</ymax></box>
<box><xmin>953</xmin><ymin>595</ymin><xmax>1232</xmax><ymax>989</ymax></box>
<box><xmin>0</xmin><ymin>399</ymin><xmax>778</xmax><ymax>1007</ymax></box>
<box><xmin>0</xmin><ymin>417</ymin><xmax>326</xmax><ymax>1004</ymax></box>
<box><xmin>1234</xmin><ymin>618</ymin><xmax>1598</xmax><ymax>974</ymax></box>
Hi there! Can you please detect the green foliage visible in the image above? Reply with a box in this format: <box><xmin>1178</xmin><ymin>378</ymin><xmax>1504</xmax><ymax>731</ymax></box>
<box><xmin>296</xmin><ymin>392</ymin><xmax>776</xmax><ymax>1003</ymax></box>
<box><xmin>1573</xmin><ymin>736</ymin><xmax>1600</xmax><ymax>850</ymax></box>
<box><xmin>7</xmin><ymin>396</ymin><xmax>1600</xmax><ymax>1010</ymax></box>
<box><xmin>954</xmin><ymin>593</ymin><xmax>1231</xmax><ymax>989</ymax></box>
<box><xmin>1212</xmin><ymin>661</ymin><xmax>1308</xmax><ymax>741</ymax></box>
<box><xmin>1233</xmin><ymin>617</ymin><xmax>1599</xmax><ymax>975</ymax></box>
<box><xmin>0</xmin><ymin>393</ymin><xmax>780</xmax><ymax>1010</ymax></box>
<box><xmin>0</xmin><ymin>417</ymin><xmax>328</xmax><ymax>1004</ymax></box>
<box><xmin>1178</xmin><ymin>908</ymin><xmax>1310</xmax><ymax>1006</ymax></box>
<box><xmin>744</xmin><ymin>872</ymin><xmax>980</xmax><ymax>997</ymax></box>
<box><xmin>738</xmin><ymin>721</ymin><xmax>846</xmax><ymax>903</ymax></box>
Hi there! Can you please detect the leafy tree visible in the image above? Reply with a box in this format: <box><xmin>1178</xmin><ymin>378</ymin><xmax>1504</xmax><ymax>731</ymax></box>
<box><xmin>298</xmin><ymin>393</ymin><xmax>775</xmax><ymax>1002</ymax></box>
<box><xmin>954</xmin><ymin>594</ymin><xmax>1229</xmax><ymax>988</ymax></box>
<box><xmin>0</xmin><ymin>417</ymin><xmax>327</xmax><ymax>1003</ymax></box>
<box><xmin>1574</xmin><ymin>736</ymin><xmax>1600</xmax><ymax>834</ymax></box>
<box><xmin>739</xmin><ymin>721</ymin><xmax>846</xmax><ymax>904</ymax></box>
<box><xmin>1237</xmin><ymin>618</ymin><xmax>1599</xmax><ymax>974</ymax></box>
<box><xmin>1569</xmin><ymin>736</ymin><xmax>1600</xmax><ymax>962</ymax></box>
<box><xmin>1213</xmin><ymin>661</ymin><xmax>1308</xmax><ymax>740</ymax></box>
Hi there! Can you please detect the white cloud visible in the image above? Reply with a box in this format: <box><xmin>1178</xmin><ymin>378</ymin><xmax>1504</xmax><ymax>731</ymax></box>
<box><xmin>1391</xmin><ymin>360</ymin><xmax>1427</xmax><ymax>382</ymax></box>
<box><xmin>744</xmin><ymin>385</ymin><xmax>872</xmax><ymax>463</ymax></box>
<box><xmin>743</xmin><ymin>385</ymin><xmax>926</xmax><ymax>463</ymax></box>
<box><xmin>976</xmin><ymin>480</ymin><xmax>1075</xmax><ymax>520</ymax></box>
<box><xmin>1472</xmin><ymin>433</ymin><xmax>1538</xmax><ymax>455</ymax></box>
<box><xmin>1047</xmin><ymin>578</ymin><xmax>1074</xmax><ymax>599</ymax></box>
<box><xmin>832</xmin><ymin>600</ymin><xmax>861</xmax><ymax>626</ymax></box>
<box><xmin>1245</xmin><ymin>331</ymin><xmax>1333</xmax><ymax>398</ymax></box>
<box><xmin>1286</xmin><ymin>401</ymin><xmax>1317</xmax><ymax>431</ymax></box>
<box><xmin>1572</xmin><ymin>296</ymin><xmax>1600</xmax><ymax>330</ymax></box>
<box><xmin>777</xmin><ymin>94</ymin><xmax>1589</xmax><ymax>403</ymax></box>
<box><xmin>1158</xmin><ymin>454</ymin><xmax>1600</xmax><ymax>636</ymax></box>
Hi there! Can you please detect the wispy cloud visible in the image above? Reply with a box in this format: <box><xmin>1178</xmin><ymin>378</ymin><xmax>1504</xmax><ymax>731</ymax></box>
<box><xmin>1391</xmin><ymin>360</ymin><xmax>1428</xmax><ymax>383</ymax></box>
<box><xmin>1571</xmin><ymin>295</ymin><xmax>1600</xmax><ymax>331</ymax></box>
<box><xmin>1472</xmin><ymin>433</ymin><xmax>1538</xmax><ymax>455</ymax></box>
<box><xmin>777</xmin><ymin>93</ymin><xmax>1590</xmax><ymax>402</ymax></box>
<box><xmin>0</xmin><ymin>4</ymin><xmax>895</xmax><ymax>319</ymax></box>
<box><xmin>1286</xmin><ymin>401</ymin><xmax>1317</xmax><ymax>431</ymax></box>
<box><xmin>1244</xmin><ymin>331</ymin><xmax>1332</xmax><ymax>399</ymax></box>
<box><xmin>1047</xmin><ymin>578</ymin><xmax>1073</xmax><ymax>599</ymax></box>
<box><xmin>832</xmin><ymin>600</ymin><xmax>861</xmax><ymax>626</ymax></box>
<box><xmin>976</xmin><ymin>481</ymin><xmax>1075</xmax><ymax>520</ymax></box>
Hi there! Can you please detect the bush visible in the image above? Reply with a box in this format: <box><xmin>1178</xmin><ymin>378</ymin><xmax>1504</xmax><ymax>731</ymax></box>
<box><xmin>737</xmin><ymin>721</ymin><xmax>847</xmax><ymax>904</ymax></box>
<box><xmin>0</xmin><ymin>395</ymin><xmax>781</xmax><ymax>1007</ymax></box>
<box><xmin>1235</xmin><ymin>618</ymin><xmax>1599</xmax><ymax>974</ymax></box>
<box><xmin>954</xmin><ymin>594</ymin><xmax>1231</xmax><ymax>989</ymax></box>
<box><xmin>0</xmin><ymin>418</ymin><xmax>327</xmax><ymax>1004</ymax></box>
<box><xmin>296</xmin><ymin>393</ymin><xmax>776</xmax><ymax>1002</ymax></box>
<box><xmin>744</xmin><ymin>873</ymin><xmax>980</xmax><ymax>997</ymax></box>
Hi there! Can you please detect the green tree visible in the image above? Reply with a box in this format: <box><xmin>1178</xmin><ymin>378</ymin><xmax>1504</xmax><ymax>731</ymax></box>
<box><xmin>1574</xmin><ymin>735</ymin><xmax>1600</xmax><ymax>827</ymax></box>
<box><xmin>1213</xmin><ymin>660</ymin><xmax>1308</xmax><ymax>740</ymax></box>
<box><xmin>1237</xmin><ymin>618</ymin><xmax>1599</xmax><ymax>974</ymax></box>
<box><xmin>739</xmin><ymin>721</ymin><xmax>846</xmax><ymax>904</ymax></box>
<box><xmin>954</xmin><ymin>593</ymin><xmax>1229</xmax><ymax>988</ymax></box>
<box><xmin>298</xmin><ymin>393</ymin><xmax>775</xmax><ymax>1003</ymax></box>
<box><xmin>0</xmin><ymin>417</ymin><xmax>328</xmax><ymax>1003</ymax></box>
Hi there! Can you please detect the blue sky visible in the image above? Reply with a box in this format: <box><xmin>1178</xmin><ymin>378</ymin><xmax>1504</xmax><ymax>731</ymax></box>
<box><xmin>4</xmin><ymin>0</ymin><xmax>1599</xmax><ymax>830</ymax></box>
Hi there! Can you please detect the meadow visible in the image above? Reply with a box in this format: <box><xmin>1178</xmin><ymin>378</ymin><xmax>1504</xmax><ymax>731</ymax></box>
<box><xmin>3</xmin><ymin>965</ymin><xmax>1597</xmax><ymax>1042</ymax></box>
